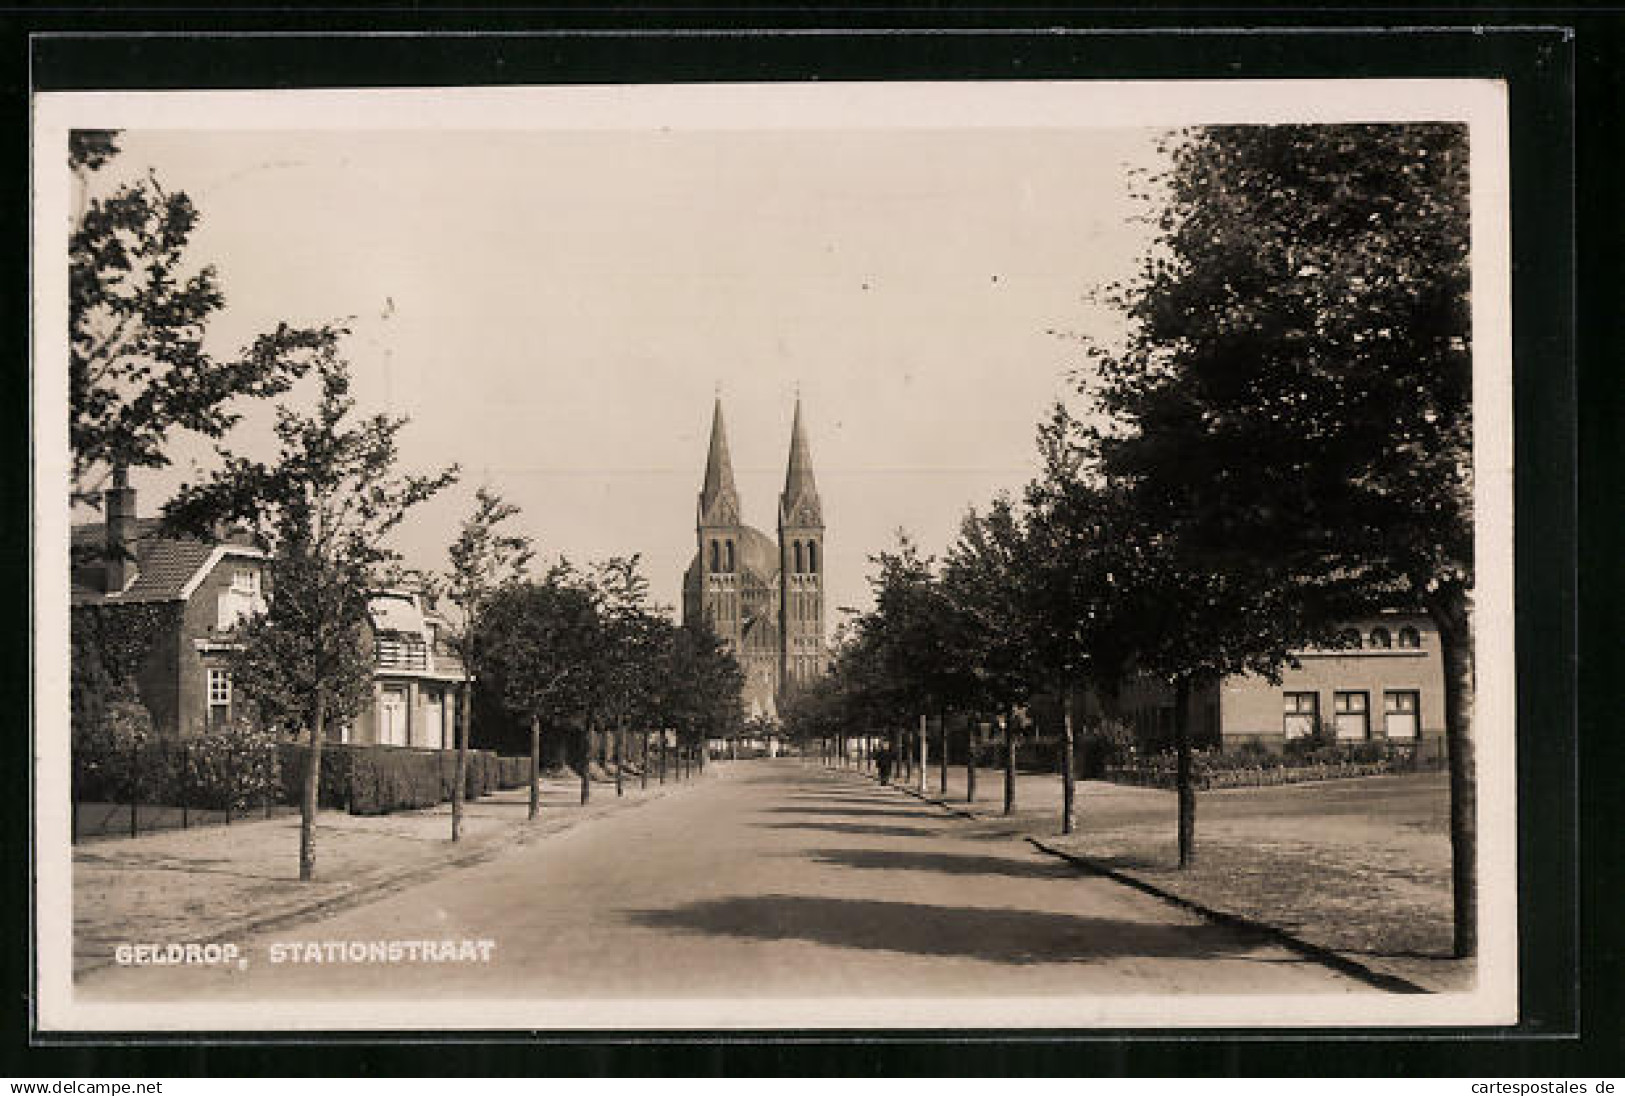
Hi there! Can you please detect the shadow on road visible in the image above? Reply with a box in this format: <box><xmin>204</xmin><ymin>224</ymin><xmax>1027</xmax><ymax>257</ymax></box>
<box><xmin>762</xmin><ymin>806</ymin><xmax>934</xmax><ymax>820</ymax></box>
<box><xmin>754</xmin><ymin>821</ymin><xmax>942</xmax><ymax>839</ymax></box>
<box><xmin>804</xmin><ymin>847</ymin><xmax>1078</xmax><ymax>880</ymax></box>
<box><xmin>631</xmin><ymin>894</ymin><xmax>1277</xmax><ymax>965</ymax></box>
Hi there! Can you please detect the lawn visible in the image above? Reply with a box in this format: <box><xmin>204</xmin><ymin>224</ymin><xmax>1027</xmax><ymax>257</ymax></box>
<box><xmin>905</xmin><ymin>763</ymin><xmax>1471</xmax><ymax>992</ymax></box>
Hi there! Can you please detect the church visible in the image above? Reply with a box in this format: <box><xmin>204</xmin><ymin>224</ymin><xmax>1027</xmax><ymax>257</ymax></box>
<box><xmin>681</xmin><ymin>397</ymin><xmax>827</xmax><ymax>722</ymax></box>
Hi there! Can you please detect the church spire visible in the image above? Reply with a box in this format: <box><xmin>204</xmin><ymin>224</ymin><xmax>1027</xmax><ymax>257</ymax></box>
<box><xmin>779</xmin><ymin>397</ymin><xmax>822</xmax><ymax>527</ymax></box>
<box><xmin>698</xmin><ymin>397</ymin><xmax>740</xmax><ymax>527</ymax></box>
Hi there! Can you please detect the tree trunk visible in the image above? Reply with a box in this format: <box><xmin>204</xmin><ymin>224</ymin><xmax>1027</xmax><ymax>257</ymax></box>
<box><xmin>1004</xmin><ymin>709</ymin><xmax>1017</xmax><ymax>816</ymax></box>
<box><xmin>579</xmin><ymin>722</ymin><xmax>591</xmax><ymax>805</ymax></box>
<box><xmin>1174</xmin><ymin>675</ymin><xmax>1195</xmax><ymax>869</ymax></box>
<box><xmin>1432</xmin><ymin>586</ymin><xmax>1478</xmax><ymax>958</ymax></box>
<box><xmin>966</xmin><ymin>721</ymin><xmax>978</xmax><ymax>804</ymax></box>
<box><xmin>528</xmin><ymin>713</ymin><xmax>540</xmax><ymax>820</ymax></box>
<box><xmin>917</xmin><ymin>713</ymin><xmax>928</xmax><ymax>794</ymax></box>
<box><xmin>641</xmin><ymin>730</ymin><xmax>650</xmax><ymax>790</ymax></box>
<box><xmin>615</xmin><ymin>722</ymin><xmax>625</xmax><ymax>797</ymax></box>
<box><xmin>300</xmin><ymin>690</ymin><xmax>325</xmax><ymax>881</ymax></box>
<box><xmin>938</xmin><ymin>710</ymin><xmax>949</xmax><ymax>797</ymax></box>
<box><xmin>451</xmin><ymin>676</ymin><xmax>470</xmax><ymax>841</ymax></box>
<box><xmin>1061</xmin><ymin>686</ymin><xmax>1076</xmax><ymax>836</ymax></box>
<box><xmin>660</xmin><ymin>735</ymin><xmax>668</xmax><ymax>784</ymax></box>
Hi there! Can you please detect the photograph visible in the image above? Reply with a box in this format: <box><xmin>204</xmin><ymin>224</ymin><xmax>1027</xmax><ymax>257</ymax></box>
<box><xmin>32</xmin><ymin>79</ymin><xmax>1516</xmax><ymax>1032</ymax></box>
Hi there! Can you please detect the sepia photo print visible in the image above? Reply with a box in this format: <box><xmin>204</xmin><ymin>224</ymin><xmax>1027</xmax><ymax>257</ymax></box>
<box><xmin>32</xmin><ymin>79</ymin><xmax>1516</xmax><ymax>1032</ymax></box>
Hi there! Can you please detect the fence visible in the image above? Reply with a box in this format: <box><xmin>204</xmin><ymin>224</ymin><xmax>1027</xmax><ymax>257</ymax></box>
<box><xmin>72</xmin><ymin>736</ymin><xmax>532</xmax><ymax>843</ymax></box>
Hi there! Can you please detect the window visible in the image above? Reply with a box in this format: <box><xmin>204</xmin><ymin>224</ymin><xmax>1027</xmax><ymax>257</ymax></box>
<box><xmin>1384</xmin><ymin>690</ymin><xmax>1420</xmax><ymax>739</ymax></box>
<box><xmin>1333</xmin><ymin>691</ymin><xmax>1370</xmax><ymax>740</ymax></box>
<box><xmin>794</xmin><ymin>541</ymin><xmax>804</xmax><ymax>573</ymax></box>
<box><xmin>1283</xmin><ymin>692</ymin><xmax>1319</xmax><ymax>739</ymax></box>
<box><xmin>207</xmin><ymin>669</ymin><xmax>231</xmax><ymax>728</ymax></box>
<box><xmin>217</xmin><ymin>565</ymin><xmax>266</xmax><ymax>631</ymax></box>
<box><xmin>709</xmin><ymin>540</ymin><xmax>719</xmax><ymax>572</ymax></box>
<box><xmin>1369</xmin><ymin>627</ymin><xmax>1392</xmax><ymax>649</ymax></box>
<box><xmin>1398</xmin><ymin>626</ymin><xmax>1421</xmax><ymax>649</ymax></box>
<box><xmin>807</xmin><ymin>541</ymin><xmax>819</xmax><ymax>573</ymax></box>
<box><xmin>725</xmin><ymin>540</ymin><xmax>735</xmax><ymax>573</ymax></box>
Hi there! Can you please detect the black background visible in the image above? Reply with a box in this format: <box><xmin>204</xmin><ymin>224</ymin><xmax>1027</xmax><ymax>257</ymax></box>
<box><xmin>2</xmin><ymin>5</ymin><xmax>1610</xmax><ymax>1078</ymax></box>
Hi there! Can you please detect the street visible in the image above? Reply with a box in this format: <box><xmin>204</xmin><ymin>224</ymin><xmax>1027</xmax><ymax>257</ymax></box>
<box><xmin>77</xmin><ymin>759</ymin><xmax>1369</xmax><ymax>1002</ymax></box>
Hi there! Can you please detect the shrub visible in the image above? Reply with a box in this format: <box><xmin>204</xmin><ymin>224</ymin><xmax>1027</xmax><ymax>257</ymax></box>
<box><xmin>179</xmin><ymin>720</ymin><xmax>282</xmax><ymax>812</ymax></box>
<box><xmin>71</xmin><ymin>689</ymin><xmax>157</xmax><ymax>803</ymax></box>
<box><xmin>1283</xmin><ymin>721</ymin><xmax>1338</xmax><ymax>761</ymax></box>
<box><xmin>277</xmin><ymin>742</ymin><xmax>358</xmax><ymax>810</ymax></box>
<box><xmin>497</xmin><ymin>756</ymin><xmax>529</xmax><ymax>789</ymax></box>
<box><xmin>1080</xmin><ymin>719</ymin><xmax>1137</xmax><ymax>774</ymax></box>
<box><xmin>346</xmin><ymin>747</ymin><xmax>445</xmax><ymax>815</ymax></box>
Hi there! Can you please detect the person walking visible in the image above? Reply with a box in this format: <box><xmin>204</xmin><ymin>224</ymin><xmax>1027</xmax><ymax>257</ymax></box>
<box><xmin>876</xmin><ymin>741</ymin><xmax>895</xmax><ymax>786</ymax></box>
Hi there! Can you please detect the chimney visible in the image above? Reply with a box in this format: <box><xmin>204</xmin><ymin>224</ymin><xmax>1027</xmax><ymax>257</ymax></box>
<box><xmin>104</xmin><ymin>467</ymin><xmax>137</xmax><ymax>594</ymax></box>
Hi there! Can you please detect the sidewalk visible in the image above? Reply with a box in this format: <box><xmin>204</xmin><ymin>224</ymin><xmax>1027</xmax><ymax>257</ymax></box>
<box><xmin>841</xmin><ymin>756</ymin><xmax>1472</xmax><ymax>993</ymax></box>
<box><xmin>74</xmin><ymin>763</ymin><xmax>722</xmax><ymax>977</ymax></box>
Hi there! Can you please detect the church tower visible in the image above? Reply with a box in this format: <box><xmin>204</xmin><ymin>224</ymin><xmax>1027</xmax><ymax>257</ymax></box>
<box><xmin>694</xmin><ymin>397</ymin><xmax>743</xmax><ymax>650</ymax></box>
<box><xmin>778</xmin><ymin>397</ymin><xmax>826</xmax><ymax>692</ymax></box>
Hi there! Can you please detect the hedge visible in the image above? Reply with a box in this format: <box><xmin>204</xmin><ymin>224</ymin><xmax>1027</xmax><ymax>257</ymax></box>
<box><xmin>277</xmin><ymin>743</ymin><xmax>527</xmax><ymax>815</ymax></box>
<box><xmin>79</xmin><ymin>728</ymin><xmax>556</xmax><ymax>819</ymax></box>
<box><xmin>1106</xmin><ymin>758</ymin><xmax>1397</xmax><ymax>790</ymax></box>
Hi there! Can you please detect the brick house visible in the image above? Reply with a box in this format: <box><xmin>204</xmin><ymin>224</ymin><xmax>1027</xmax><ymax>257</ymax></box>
<box><xmin>72</xmin><ymin>478</ymin><xmax>469</xmax><ymax>749</ymax></box>
<box><xmin>71</xmin><ymin>474</ymin><xmax>267</xmax><ymax>737</ymax></box>
<box><xmin>1103</xmin><ymin>612</ymin><xmax>1448</xmax><ymax>760</ymax></box>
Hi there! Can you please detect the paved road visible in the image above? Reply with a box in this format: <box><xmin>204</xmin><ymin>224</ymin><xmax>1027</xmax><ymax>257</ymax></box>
<box><xmin>79</xmin><ymin>759</ymin><xmax>1366</xmax><ymax>1005</ymax></box>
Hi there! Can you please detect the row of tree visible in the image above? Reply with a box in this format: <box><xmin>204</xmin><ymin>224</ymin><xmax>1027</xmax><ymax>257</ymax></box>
<box><xmin>70</xmin><ymin>132</ymin><xmax>746</xmax><ymax>883</ymax></box>
<box><xmin>784</xmin><ymin>124</ymin><xmax>1477</xmax><ymax>957</ymax></box>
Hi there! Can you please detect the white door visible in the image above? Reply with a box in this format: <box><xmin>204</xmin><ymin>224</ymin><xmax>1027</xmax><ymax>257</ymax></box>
<box><xmin>421</xmin><ymin>690</ymin><xmax>445</xmax><ymax>749</ymax></box>
<box><xmin>379</xmin><ymin>687</ymin><xmax>407</xmax><ymax>746</ymax></box>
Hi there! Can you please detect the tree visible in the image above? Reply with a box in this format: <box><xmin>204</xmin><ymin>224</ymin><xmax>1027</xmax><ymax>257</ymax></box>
<box><xmin>589</xmin><ymin>557</ymin><xmax>663</xmax><ymax>798</ymax></box>
<box><xmin>476</xmin><ymin>565</ymin><xmax>603</xmax><ymax>819</ymax></box>
<box><xmin>659</xmin><ymin>619</ymin><xmax>745</xmax><ymax>770</ymax></box>
<box><xmin>1087</xmin><ymin>124</ymin><xmax>1477</xmax><ymax>953</ymax></box>
<box><xmin>162</xmin><ymin>357</ymin><xmax>458</xmax><ymax>880</ymax></box>
<box><xmin>69</xmin><ymin>130</ymin><xmax>337</xmax><ymax>507</ymax></box>
<box><xmin>942</xmin><ymin>496</ymin><xmax>1038</xmax><ymax>809</ymax></box>
<box><xmin>854</xmin><ymin>536</ymin><xmax>967</xmax><ymax>795</ymax></box>
<box><xmin>439</xmin><ymin>487</ymin><xmax>533</xmax><ymax>840</ymax></box>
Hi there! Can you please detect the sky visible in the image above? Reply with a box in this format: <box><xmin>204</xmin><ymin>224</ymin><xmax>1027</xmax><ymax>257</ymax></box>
<box><xmin>94</xmin><ymin>125</ymin><xmax>1165</xmax><ymax>620</ymax></box>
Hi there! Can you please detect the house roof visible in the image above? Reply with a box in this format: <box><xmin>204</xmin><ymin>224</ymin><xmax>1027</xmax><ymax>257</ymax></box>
<box><xmin>368</xmin><ymin>591</ymin><xmax>427</xmax><ymax>634</ymax></box>
<box><xmin>70</xmin><ymin>518</ymin><xmax>257</xmax><ymax>606</ymax></box>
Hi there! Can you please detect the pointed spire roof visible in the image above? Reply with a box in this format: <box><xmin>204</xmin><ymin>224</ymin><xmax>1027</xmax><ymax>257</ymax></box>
<box><xmin>698</xmin><ymin>398</ymin><xmax>740</xmax><ymax>527</ymax></box>
<box><xmin>779</xmin><ymin>397</ymin><xmax>823</xmax><ymax>528</ymax></box>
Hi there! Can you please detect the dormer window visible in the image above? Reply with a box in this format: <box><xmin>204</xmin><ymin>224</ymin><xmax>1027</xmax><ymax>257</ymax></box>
<box><xmin>1398</xmin><ymin>626</ymin><xmax>1421</xmax><ymax>649</ymax></box>
<box><xmin>217</xmin><ymin>562</ymin><xmax>266</xmax><ymax>631</ymax></box>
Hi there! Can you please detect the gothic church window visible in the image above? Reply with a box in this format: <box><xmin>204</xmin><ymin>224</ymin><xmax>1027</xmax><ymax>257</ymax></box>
<box><xmin>794</xmin><ymin>541</ymin><xmax>804</xmax><ymax>573</ymax></box>
<box><xmin>725</xmin><ymin>540</ymin><xmax>735</xmax><ymax>573</ymax></box>
<box><xmin>709</xmin><ymin>540</ymin><xmax>719</xmax><ymax>572</ymax></box>
<box><xmin>807</xmin><ymin>542</ymin><xmax>819</xmax><ymax>573</ymax></box>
